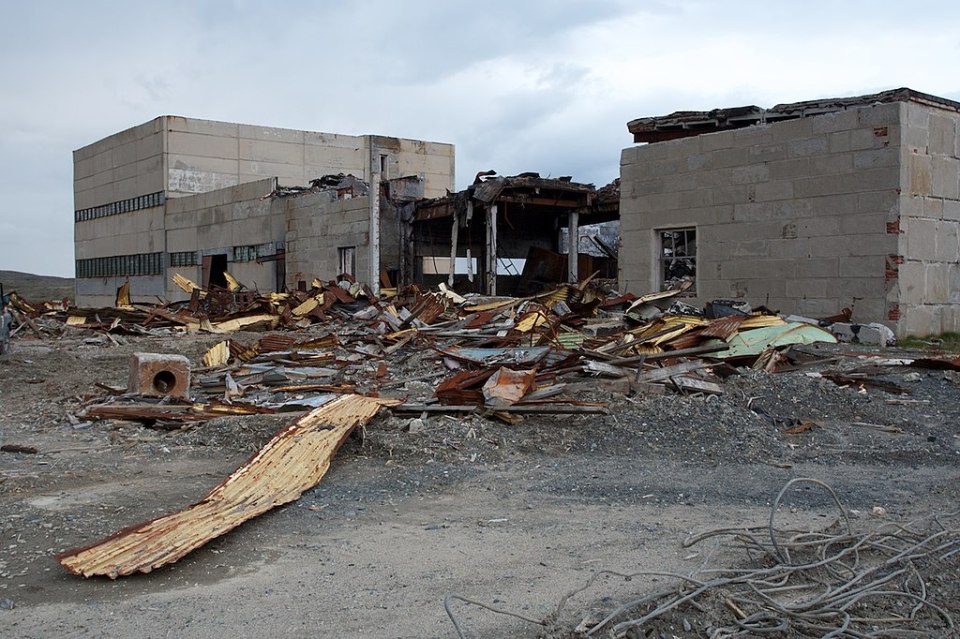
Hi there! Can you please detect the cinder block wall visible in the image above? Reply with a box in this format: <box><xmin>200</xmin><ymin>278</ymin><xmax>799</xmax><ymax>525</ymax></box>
<box><xmin>619</xmin><ymin>103</ymin><xmax>903</xmax><ymax>328</ymax></box>
<box><xmin>898</xmin><ymin>102</ymin><xmax>960</xmax><ymax>335</ymax></box>
<box><xmin>285</xmin><ymin>195</ymin><xmax>371</xmax><ymax>286</ymax></box>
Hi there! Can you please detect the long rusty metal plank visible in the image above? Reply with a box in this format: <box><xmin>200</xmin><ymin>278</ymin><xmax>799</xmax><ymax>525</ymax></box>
<box><xmin>57</xmin><ymin>394</ymin><xmax>398</xmax><ymax>578</ymax></box>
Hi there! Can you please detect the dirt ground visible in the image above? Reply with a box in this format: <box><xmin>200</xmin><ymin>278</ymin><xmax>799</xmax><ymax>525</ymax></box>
<box><xmin>1</xmin><ymin>329</ymin><xmax>959</xmax><ymax>638</ymax></box>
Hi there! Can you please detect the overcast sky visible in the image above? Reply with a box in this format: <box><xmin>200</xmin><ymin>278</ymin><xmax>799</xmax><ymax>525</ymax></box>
<box><xmin>1</xmin><ymin>0</ymin><xmax>958</xmax><ymax>277</ymax></box>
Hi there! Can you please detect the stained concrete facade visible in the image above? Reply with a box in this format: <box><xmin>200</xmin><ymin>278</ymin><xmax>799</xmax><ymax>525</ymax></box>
<box><xmin>73</xmin><ymin>116</ymin><xmax>454</xmax><ymax>306</ymax></box>
<box><xmin>285</xmin><ymin>195</ymin><xmax>372</xmax><ymax>288</ymax></box>
<box><xmin>620</xmin><ymin>92</ymin><xmax>960</xmax><ymax>337</ymax></box>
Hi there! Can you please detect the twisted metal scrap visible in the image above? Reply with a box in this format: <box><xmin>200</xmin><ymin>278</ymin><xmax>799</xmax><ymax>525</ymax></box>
<box><xmin>444</xmin><ymin>478</ymin><xmax>958</xmax><ymax>638</ymax></box>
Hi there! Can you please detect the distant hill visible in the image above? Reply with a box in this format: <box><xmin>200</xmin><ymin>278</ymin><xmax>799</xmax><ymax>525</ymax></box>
<box><xmin>0</xmin><ymin>270</ymin><xmax>74</xmax><ymax>302</ymax></box>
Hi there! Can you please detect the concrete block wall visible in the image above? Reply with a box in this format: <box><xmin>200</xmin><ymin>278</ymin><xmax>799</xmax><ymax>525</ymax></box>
<box><xmin>897</xmin><ymin>102</ymin><xmax>960</xmax><ymax>335</ymax></box>
<box><xmin>163</xmin><ymin>117</ymin><xmax>454</xmax><ymax>199</ymax></box>
<box><xmin>74</xmin><ymin>116</ymin><xmax>454</xmax><ymax>304</ymax></box>
<box><xmin>75</xmin><ymin>275</ymin><xmax>165</xmax><ymax>308</ymax></box>
<box><xmin>620</xmin><ymin>102</ymin><xmax>903</xmax><ymax>326</ymax></box>
<box><xmin>75</xmin><ymin>207</ymin><xmax>166</xmax><ymax>258</ymax></box>
<box><xmin>164</xmin><ymin>178</ymin><xmax>282</xmax><ymax>300</ymax></box>
<box><xmin>285</xmin><ymin>195</ymin><xmax>371</xmax><ymax>286</ymax></box>
<box><xmin>74</xmin><ymin>118</ymin><xmax>165</xmax><ymax>211</ymax></box>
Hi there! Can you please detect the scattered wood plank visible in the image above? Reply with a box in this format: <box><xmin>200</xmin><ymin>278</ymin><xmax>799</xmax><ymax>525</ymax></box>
<box><xmin>57</xmin><ymin>394</ymin><xmax>399</xmax><ymax>578</ymax></box>
<box><xmin>635</xmin><ymin>360</ymin><xmax>714</xmax><ymax>384</ymax></box>
<box><xmin>671</xmin><ymin>376</ymin><xmax>723</xmax><ymax>395</ymax></box>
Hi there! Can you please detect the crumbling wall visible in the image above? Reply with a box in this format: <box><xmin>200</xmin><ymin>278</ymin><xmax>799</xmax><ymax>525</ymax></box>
<box><xmin>619</xmin><ymin>102</ymin><xmax>902</xmax><ymax>328</ymax></box>
<box><xmin>897</xmin><ymin>102</ymin><xmax>960</xmax><ymax>335</ymax></box>
<box><xmin>285</xmin><ymin>194</ymin><xmax>371</xmax><ymax>287</ymax></box>
<box><xmin>164</xmin><ymin>177</ymin><xmax>284</xmax><ymax>299</ymax></box>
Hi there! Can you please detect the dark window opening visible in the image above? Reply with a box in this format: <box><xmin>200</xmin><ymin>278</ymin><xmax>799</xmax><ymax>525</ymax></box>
<box><xmin>659</xmin><ymin>227</ymin><xmax>697</xmax><ymax>293</ymax></box>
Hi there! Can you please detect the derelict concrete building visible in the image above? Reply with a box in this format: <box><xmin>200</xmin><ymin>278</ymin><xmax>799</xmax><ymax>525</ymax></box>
<box><xmin>73</xmin><ymin>116</ymin><xmax>454</xmax><ymax>306</ymax></box>
<box><xmin>619</xmin><ymin>88</ymin><xmax>960</xmax><ymax>337</ymax></box>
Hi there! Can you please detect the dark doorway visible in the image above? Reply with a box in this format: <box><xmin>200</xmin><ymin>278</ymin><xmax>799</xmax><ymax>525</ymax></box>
<box><xmin>202</xmin><ymin>253</ymin><xmax>229</xmax><ymax>289</ymax></box>
<box><xmin>274</xmin><ymin>248</ymin><xmax>286</xmax><ymax>292</ymax></box>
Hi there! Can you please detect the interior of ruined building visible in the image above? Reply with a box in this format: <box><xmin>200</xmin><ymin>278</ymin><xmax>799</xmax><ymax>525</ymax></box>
<box><xmin>410</xmin><ymin>174</ymin><xmax>619</xmax><ymax>296</ymax></box>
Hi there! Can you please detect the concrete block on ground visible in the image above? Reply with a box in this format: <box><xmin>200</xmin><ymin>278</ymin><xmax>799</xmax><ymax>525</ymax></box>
<box><xmin>128</xmin><ymin>353</ymin><xmax>191</xmax><ymax>399</ymax></box>
<box><xmin>830</xmin><ymin>322</ymin><xmax>895</xmax><ymax>346</ymax></box>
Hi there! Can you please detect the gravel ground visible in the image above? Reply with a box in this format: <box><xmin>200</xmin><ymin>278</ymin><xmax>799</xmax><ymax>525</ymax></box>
<box><xmin>1</xmin><ymin>330</ymin><xmax>958</xmax><ymax>638</ymax></box>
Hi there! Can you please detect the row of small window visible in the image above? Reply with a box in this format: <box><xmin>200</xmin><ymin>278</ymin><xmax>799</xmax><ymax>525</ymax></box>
<box><xmin>75</xmin><ymin>192</ymin><xmax>166</xmax><ymax>222</ymax></box>
<box><xmin>233</xmin><ymin>243</ymin><xmax>278</xmax><ymax>262</ymax></box>
<box><xmin>169</xmin><ymin>251</ymin><xmax>198</xmax><ymax>267</ymax></box>
<box><xmin>76</xmin><ymin>253</ymin><xmax>164</xmax><ymax>279</ymax></box>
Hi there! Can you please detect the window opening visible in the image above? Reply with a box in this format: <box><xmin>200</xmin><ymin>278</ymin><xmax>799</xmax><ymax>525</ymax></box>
<box><xmin>659</xmin><ymin>227</ymin><xmax>696</xmax><ymax>292</ymax></box>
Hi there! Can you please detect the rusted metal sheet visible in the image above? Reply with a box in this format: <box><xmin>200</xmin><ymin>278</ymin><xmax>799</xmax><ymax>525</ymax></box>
<box><xmin>699</xmin><ymin>315</ymin><xmax>747</xmax><ymax>341</ymax></box>
<box><xmin>57</xmin><ymin>394</ymin><xmax>398</xmax><ymax>578</ymax></box>
<box><xmin>482</xmin><ymin>367</ymin><xmax>536</xmax><ymax>408</ymax></box>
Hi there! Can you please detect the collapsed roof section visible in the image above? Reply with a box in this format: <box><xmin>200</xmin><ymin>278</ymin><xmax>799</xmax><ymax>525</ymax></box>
<box><xmin>410</xmin><ymin>173</ymin><xmax>620</xmax><ymax>296</ymax></box>
<box><xmin>414</xmin><ymin>172</ymin><xmax>612</xmax><ymax>224</ymax></box>
<box><xmin>627</xmin><ymin>87</ymin><xmax>960</xmax><ymax>143</ymax></box>
<box><xmin>270</xmin><ymin>173</ymin><xmax>370</xmax><ymax>199</ymax></box>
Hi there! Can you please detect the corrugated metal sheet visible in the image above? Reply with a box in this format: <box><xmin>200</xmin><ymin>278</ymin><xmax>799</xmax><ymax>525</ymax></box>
<box><xmin>57</xmin><ymin>394</ymin><xmax>398</xmax><ymax>579</ymax></box>
<box><xmin>699</xmin><ymin>316</ymin><xmax>748</xmax><ymax>340</ymax></box>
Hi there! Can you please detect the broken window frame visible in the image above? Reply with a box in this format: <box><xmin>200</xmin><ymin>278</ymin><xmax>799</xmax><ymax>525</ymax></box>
<box><xmin>657</xmin><ymin>226</ymin><xmax>697</xmax><ymax>294</ymax></box>
<box><xmin>338</xmin><ymin>246</ymin><xmax>357</xmax><ymax>277</ymax></box>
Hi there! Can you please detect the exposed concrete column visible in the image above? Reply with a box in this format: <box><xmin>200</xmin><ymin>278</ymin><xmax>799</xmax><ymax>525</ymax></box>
<box><xmin>447</xmin><ymin>209</ymin><xmax>459</xmax><ymax>287</ymax></box>
<box><xmin>486</xmin><ymin>203</ymin><xmax>498</xmax><ymax>296</ymax></box>
<box><xmin>568</xmin><ymin>210</ymin><xmax>579</xmax><ymax>283</ymax></box>
<box><xmin>369</xmin><ymin>150</ymin><xmax>382</xmax><ymax>294</ymax></box>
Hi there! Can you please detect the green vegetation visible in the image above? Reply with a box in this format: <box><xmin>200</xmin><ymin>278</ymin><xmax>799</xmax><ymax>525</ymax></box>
<box><xmin>898</xmin><ymin>332</ymin><xmax>960</xmax><ymax>352</ymax></box>
<box><xmin>0</xmin><ymin>270</ymin><xmax>74</xmax><ymax>302</ymax></box>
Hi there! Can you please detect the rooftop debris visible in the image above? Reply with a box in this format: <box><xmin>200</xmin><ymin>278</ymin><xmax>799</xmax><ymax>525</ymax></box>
<box><xmin>56</xmin><ymin>394</ymin><xmax>398</xmax><ymax>578</ymax></box>
<box><xmin>627</xmin><ymin>87</ymin><xmax>960</xmax><ymax>143</ymax></box>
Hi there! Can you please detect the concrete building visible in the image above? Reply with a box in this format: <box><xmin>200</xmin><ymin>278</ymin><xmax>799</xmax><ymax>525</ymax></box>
<box><xmin>619</xmin><ymin>88</ymin><xmax>960</xmax><ymax>337</ymax></box>
<box><xmin>74</xmin><ymin>116</ymin><xmax>454</xmax><ymax>306</ymax></box>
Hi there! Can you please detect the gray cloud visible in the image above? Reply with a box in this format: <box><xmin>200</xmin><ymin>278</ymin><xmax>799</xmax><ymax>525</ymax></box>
<box><xmin>1</xmin><ymin>1</ymin><xmax>959</xmax><ymax>276</ymax></box>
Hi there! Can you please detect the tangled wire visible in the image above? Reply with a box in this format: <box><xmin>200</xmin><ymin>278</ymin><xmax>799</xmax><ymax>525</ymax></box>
<box><xmin>445</xmin><ymin>478</ymin><xmax>959</xmax><ymax>638</ymax></box>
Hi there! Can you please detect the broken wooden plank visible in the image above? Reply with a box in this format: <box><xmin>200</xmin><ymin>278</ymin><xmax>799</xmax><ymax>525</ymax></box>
<box><xmin>583</xmin><ymin>360</ymin><xmax>635</xmax><ymax>378</ymax></box>
<box><xmin>607</xmin><ymin>342</ymin><xmax>729</xmax><ymax>366</ymax></box>
<box><xmin>57</xmin><ymin>394</ymin><xmax>399</xmax><ymax>578</ymax></box>
<box><xmin>635</xmin><ymin>360</ymin><xmax>714</xmax><ymax>384</ymax></box>
<box><xmin>671</xmin><ymin>376</ymin><xmax>723</xmax><ymax>395</ymax></box>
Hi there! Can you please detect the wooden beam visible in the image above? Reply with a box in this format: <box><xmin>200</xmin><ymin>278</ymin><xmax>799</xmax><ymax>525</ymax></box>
<box><xmin>486</xmin><ymin>204</ymin><xmax>498</xmax><ymax>295</ymax></box>
<box><xmin>568</xmin><ymin>209</ymin><xmax>579</xmax><ymax>283</ymax></box>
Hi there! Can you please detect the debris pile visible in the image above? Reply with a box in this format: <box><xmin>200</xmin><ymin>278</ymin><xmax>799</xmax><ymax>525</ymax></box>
<box><xmin>8</xmin><ymin>274</ymin><xmax>956</xmax><ymax>580</ymax></box>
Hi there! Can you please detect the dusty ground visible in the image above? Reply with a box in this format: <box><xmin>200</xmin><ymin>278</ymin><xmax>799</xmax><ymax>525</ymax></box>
<box><xmin>1</xmin><ymin>329</ymin><xmax>959</xmax><ymax>638</ymax></box>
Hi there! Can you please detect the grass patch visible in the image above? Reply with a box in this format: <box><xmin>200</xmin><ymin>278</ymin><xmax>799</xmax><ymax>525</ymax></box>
<box><xmin>898</xmin><ymin>331</ymin><xmax>960</xmax><ymax>352</ymax></box>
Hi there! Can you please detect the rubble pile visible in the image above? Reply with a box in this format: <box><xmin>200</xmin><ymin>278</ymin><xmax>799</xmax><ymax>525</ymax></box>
<box><xmin>5</xmin><ymin>274</ymin><xmax>960</xmax><ymax>581</ymax></box>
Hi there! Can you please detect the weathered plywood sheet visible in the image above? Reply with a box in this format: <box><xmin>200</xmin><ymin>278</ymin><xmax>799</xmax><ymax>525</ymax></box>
<box><xmin>57</xmin><ymin>394</ymin><xmax>398</xmax><ymax>578</ymax></box>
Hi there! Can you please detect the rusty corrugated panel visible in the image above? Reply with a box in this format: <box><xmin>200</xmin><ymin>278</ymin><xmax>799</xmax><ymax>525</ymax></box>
<box><xmin>258</xmin><ymin>334</ymin><xmax>299</xmax><ymax>353</ymax></box>
<box><xmin>403</xmin><ymin>293</ymin><xmax>445</xmax><ymax>327</ymax></box>
<box><xmin>57</xmin><ymin>394</ymin><xmax>398</xmax><ymax>578</ymax></box>
<box><xmin>700</xmin><ymin>316</ymin><xmax>748</xmax><ymax>340</ymax></box>
<box><xmin>482</xmin><ymin>367</ymin><xmax>537</xmax><ymax>408</ymax></box>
